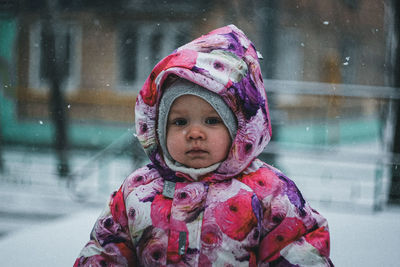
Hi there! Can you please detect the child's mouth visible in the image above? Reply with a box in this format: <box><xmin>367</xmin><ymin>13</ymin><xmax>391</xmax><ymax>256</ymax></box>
<box><xmin>186</xmin><ymin>149</ymin><xmax>208</xmax><ymax>156</ymax></box>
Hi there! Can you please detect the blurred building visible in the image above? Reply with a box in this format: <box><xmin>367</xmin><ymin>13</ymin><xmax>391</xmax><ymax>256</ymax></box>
<box><xmin>1</xmin><ymin>0</ymin><xmax>212</xmax><ymax>148</ymax></box>
<box><xmin>0</xmin><ymin>0</ymin><xmax>387</xmax><ymax>145</ymax></box>
<box><xmin>0</xmin><ymin>0</ymin><xmax>397</xmax><ymax>208</ymax></box>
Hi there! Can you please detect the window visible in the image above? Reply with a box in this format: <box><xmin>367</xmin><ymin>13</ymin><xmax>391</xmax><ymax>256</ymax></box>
<box><xmin>119</xmin><ymin>27</ymin><xmax>138</xmax><ymax>84</ymax></box>
<box><xmin>117</xmin><ymin>22</ymin><xmax>190</xmax><ymax>91</ymax></box>
<box><xmin>29</xmin><ymin>21</ymin><xmax>81</xmax><ymax>93</ymax></box>
<box><xmin>275</xmin><ymin>28</ymin><xmax>304</xmax><ymax>81</ymax></box>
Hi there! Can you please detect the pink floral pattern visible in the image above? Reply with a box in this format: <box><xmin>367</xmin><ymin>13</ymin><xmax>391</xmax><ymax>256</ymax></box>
<box><xmin>239</xmin><ymin>166</ymin><xmax>284</xmax><ymax>201</ymax></box>
<box><xmin>214</xmin><ymin>189</ymin><xmax>257</xmax><ymax>241</ymax></box>
<box><xmin>150</xmin><ymin>194</ymin><xmax>173</xmax><ymax>231</ymax></box>
<box><xmin>75</xmin><ymin>25</ymin><xmax>333</xmax><ymax>266</ymax></box>
<box><xmin>172</xmin><ymin>183</ymin><xmax>207</xmax><ymax>222</ymax></box>
<box><xmin>137</xmin><ymin>227</ymin><xmax>167</xmax><ymax>266</ymax></box>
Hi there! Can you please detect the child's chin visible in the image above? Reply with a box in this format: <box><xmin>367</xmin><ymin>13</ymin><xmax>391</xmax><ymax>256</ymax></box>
<box><xmin>189</xmin><ymin>163</ymin><xmax>215</xmax><ymax>169</ymax></box>
<box><xmin>188</xmin><ymin>164</ymin><xmax>208</xmax><ymax>169</ymax></box>
<box><xmin>186</xmin><ymin>161</ymin><xmax>213</xmax><ymax>169</ymax></box>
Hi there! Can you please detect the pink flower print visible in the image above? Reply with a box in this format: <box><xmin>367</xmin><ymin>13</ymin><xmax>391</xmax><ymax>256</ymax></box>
<box><xmin>259</xmin><ymin>217</ymin><xmax>307</xmax><ymax>262</ymax></box>
<box><xmin>150</xmin><ymin>191</ymin><xmax>187</xmax><ymax>232</ymax></box>
<box><xmin>262</xmin><ymin>194</ymin><xmax>292</xmax><ymax>232</ymax></box>
<box><xmin>161</xmin><ymin>49</ymin><xmax>198</xmax><ymax>71</ymax></box>
<box><xmin>195</xmin><ymin>50</ymin><xmax>247</xmax><ymax>86</ymax></box>
<box><xmin>239</xmin><ymin>167</ymin><xmax>283</xmax><ymax>200</ymax></box>
<box><xmin>201</xmin><ymin>223</ymin><xmax>223</xmax><ymax>251</ymax></box>
<box><xmin>109</xmin><ymin>189</ymin><xmax>128</xmax><ymax>229</ymax></box>
<box><xmin>205</xmin><ymin>179</ymin><xmax>246</xmax><ymax>207</ymax></box>
<box><xmin>201</xmin><ymin>178</ymin><xmax>232</xmax><ymax>194</ymax></box>
<box><xmin>94</xmin><ymin>214</ymin><xmax>128</xmax><ymax>246</ymax></box>
<box><xmin>125</xmin><ymin>193</ymin><xmax>152</xmax><ymax>239</ymax></box>
<box><xmin>113</xmin><ymin>242</ymin><xmax>137</xmax><ymax>266</ymax></box>
<box><xmin>180</xmin><ymin>34</ymin><xmax>228</xmax><ymax>52</ymax></box>
<box><xmin>172</xmin><ymin>183</ymin><xmax>207</xmax><ymax>222</ymax></box>
<box><xmin>135</xmin><ymin>96</ymin><xmax>157</xmax><ymax>150</ymax></box>
<box><xmin>139</xmin><ymin>75</ymin><xmax>157</xmax><ymax>106</ymax></box>
<box><xmin>237</xmin><ymin>110</ymin><xmax>269</xmax><ymax>154</ymax></box>
<box><xmin>133</xmin><ymin>178</ymin><xmax>164</xmax><ymax>203</ymax></box>
<box><xmin>74</xmin><ymin>242</ymin><xmax>131</xmax><ymax>266</ymax></box>
<box><xmin>214</xmin><ymin>189</ymin><xmax>257</xmax><ymax>241</ymax></box>
<box><xmin>305</xmin><ymin>226</ymin><xmax>330</xmax><ymax>257</ymax></box>
<box><xmin>138</xmin><ymin>227</ymin><xmax>168</xmax><ymax>266</ymax></box>
<box><xmin>231</xmin><ymin>122</ymin><xmax>261</xmax><ymax>160</ymax></box>
<box><xmin>198</xmin><ymin>253</ymin><xmax>213</xmax><ymax>267</ymax></box>
<box><xmin>124</xmin><ymin>173</ymin><xmax>145</xmax><ymax>196</ymax></box>
<box><xmin>124</xmin><ymin>166</ymin><xmax>154</xmax><ymax>189</ymax></box>
<box><xmin>139</xmin><ymin>49</ymin><xmax>197</xmax><ymax>106</ymax></box>
<box><xmin>150</xmin><ymin>194</ymin><xmax>172</xmax><ymax>230</ymax></box>
<box><xmin>248</xmin><ymin>250</ymin><xmax>257</xmax><ymax>267</ymax></box>
<box><xmin>167</xmin><ymin>229</ymin><xmax>189</xmax><ymax>264</ymax></box>
<box><xmin>244</xmin><ymin>47</ymin><xmax>265</xmax><ymax>94</ymax></box>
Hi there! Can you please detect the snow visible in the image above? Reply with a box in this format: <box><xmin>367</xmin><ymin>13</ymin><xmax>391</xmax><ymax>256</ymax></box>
<box><xmin>0</xmin><ymin>144</ymin><xmax>398</xmax><ymax>266</ymax></box>
<box><xmin>0</xmin><ymin>206</ymin><xmax>399</xmax><ymax>267</ymax></box>
<box><xmin>323</xmin><ymin>207</ymin><xmax>400</xmax><ymax>266</ymax></box>
<box><xmin>0</xmin><ymin>208</ymin><xmax>100</xmax><ymax>267</ymax></box>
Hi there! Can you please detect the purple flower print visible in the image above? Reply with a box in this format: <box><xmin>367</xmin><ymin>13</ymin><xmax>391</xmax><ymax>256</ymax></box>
<box><xmin>137</xmin><ymin>226</ymin><xmax>168</xmax><ymax>266</ymax></box>
<box><xmin>125</xmin><ymin>194</ymin><xmax>153</xmax><ymax>239</ymax></box>
<box><xmin>124</xmin><ymin>166</ymin><xmax>158</xmax><ymax>189</ymax></box>
<box><xmin>74</xmin><ymin>241</ymin><xmax>129</xmax><ymax>266</ymax></box>
<box><xmin>277</xmin><ymin>174</ymin><xmax>307</xmax><ymax>217</ymax></box>
<box><xmin>179</xmin><ymin>34</ymin><xmax>233</xmax><ymax>54</ymax></box>
<box><xmin>172</xmin><ymin>183</ymin><xmax>207</xmax><ymax>222</ymax></box>
<box><xmin>261</xmin><ymin>194</ymin><xmax>291</xmax><ymax>233</ymax></box>
<box><xmin>201</xmin><ymin>223</ymin><xmax>223</xmax><ymax>251</ymax></box>
<box><xmin>221</xmin><ymin>32</ymin><xmax>245</xmax><ymax>57</ymax></box>
<box><xmin>195</xmin><ymin>50</ymin><xmax>248</xmax><ymax>87</ymax></box>
<box><xmin>233</xmin><ymin>76</ymin><xmax>265</xmax><ymax>120</ymax></box>
<box><xmin>93</xmin><ymin>214</ymin><xmax>130</xmax><ymax>246</ymax></box>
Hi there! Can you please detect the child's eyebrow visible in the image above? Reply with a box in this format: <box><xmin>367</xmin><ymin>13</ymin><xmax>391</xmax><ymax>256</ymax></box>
<box><xmin>204</xmin><ymin>108</ymin><xmax>220</xmax><ymax>115</ymax></box>
<box><xmin>168</xmin><ymin>105</ymin><xmax>220</xmax><ymax>116</ymax></box>
<box><xmin>168</xmin><ymin>108</ymin><xmax>185</xmax><ymax>115</ymax></box>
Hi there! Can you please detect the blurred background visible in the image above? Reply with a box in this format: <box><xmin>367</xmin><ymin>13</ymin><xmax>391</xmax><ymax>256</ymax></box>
<box><xmin>0</xmin><ymin>0</ymin><xmax>400</xmax><ymax>265</ymax></box>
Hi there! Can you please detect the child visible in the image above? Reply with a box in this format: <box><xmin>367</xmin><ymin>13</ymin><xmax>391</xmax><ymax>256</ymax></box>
<box><xmin>74</xmin><ymin>25</ymin><xmax>333</xmax><ymax>266</ymax></box>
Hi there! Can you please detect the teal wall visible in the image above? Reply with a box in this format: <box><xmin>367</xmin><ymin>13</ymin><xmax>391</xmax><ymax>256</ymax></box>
<box><xmin>276</xmin><ymin>117</ymin><xmax>381</xmax><ymax>145</ymax></box>
<box><xmin>0</xmin><ymin>17</ymin><xmax>15</xmax><ymax>62</ymax></box>
<box><xmin>0</xmin><ymin>17</ymin><xmax>130</xmax><ymax>149</ymax></box>
<box><xmin>0</xmin><ymin>17</ymin><xmax>382</xmax><ymax>150</ymax></box>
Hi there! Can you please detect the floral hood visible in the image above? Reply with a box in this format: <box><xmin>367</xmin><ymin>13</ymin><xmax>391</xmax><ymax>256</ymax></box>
<box><xmin>135</xmin><ymin>24</ymin><xmax>271</xmax><ymax>181</ymax></box>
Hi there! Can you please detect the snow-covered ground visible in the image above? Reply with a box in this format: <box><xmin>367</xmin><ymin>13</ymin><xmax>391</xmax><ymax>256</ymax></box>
<box><xmin>0</xmin><ymin>141</ymin><xmax>398</xmax><ymax>266</ymax></box>
<box><xmin>0</xmin><ymin>205</ymin><xmax>399</xmax><ymax>267</ymax></box>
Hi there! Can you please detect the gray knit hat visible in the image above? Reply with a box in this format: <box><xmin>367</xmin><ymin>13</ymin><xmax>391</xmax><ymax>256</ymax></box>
<box><xmin>157</xmin><ymin>78</ymin><xmax>237</xmax><ymax>168</ymax></box>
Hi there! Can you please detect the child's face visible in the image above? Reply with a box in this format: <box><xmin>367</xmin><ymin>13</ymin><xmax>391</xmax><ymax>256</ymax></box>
<box><xmin>166</xmin><ymin>95</ymin><xmax>231</xmax><ymax>169</ymax></box>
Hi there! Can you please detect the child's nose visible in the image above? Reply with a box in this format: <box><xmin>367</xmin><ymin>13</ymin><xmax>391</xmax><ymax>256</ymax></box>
<box><xmin>187</xmin><ymin>125</ymin><xmax>206</xmax><ymax>140</ymax></box>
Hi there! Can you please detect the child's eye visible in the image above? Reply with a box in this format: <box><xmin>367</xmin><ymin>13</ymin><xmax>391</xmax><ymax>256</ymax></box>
<box><xmin>171</xmin><ymin>118</ymin><xmax>187</xmax><ymax>126</ymax></box>
<box><xmin>205</xmin><ymin>117</ymin><xmax>222</xmax><ymax>125</ymax></box>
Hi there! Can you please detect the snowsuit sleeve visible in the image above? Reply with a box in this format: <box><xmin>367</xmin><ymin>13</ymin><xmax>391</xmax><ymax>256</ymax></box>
<box><xmin>241</xmin><ymin>165</ymin><xmax>333</xmax><ymax>266</ymax></box>
<box><xmin>74</xmin><ymin>187</ymin><xmax>137</xmax><ymax>266</ymax></box>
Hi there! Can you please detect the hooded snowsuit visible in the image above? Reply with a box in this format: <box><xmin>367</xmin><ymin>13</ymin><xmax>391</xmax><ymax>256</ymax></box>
<box><xmin>75</xmin><ymin>25</ymin><xmax>333</xmax><ymax>266</ymax></box>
